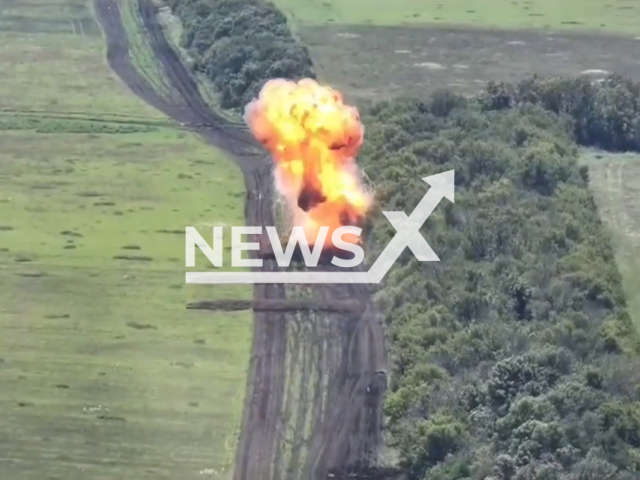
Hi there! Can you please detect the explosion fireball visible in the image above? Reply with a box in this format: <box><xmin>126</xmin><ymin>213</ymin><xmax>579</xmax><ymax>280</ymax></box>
<box><xmin>244</xmin><ymin>78</ymin><xmax>371</xmax><ymax>249</ymax></box>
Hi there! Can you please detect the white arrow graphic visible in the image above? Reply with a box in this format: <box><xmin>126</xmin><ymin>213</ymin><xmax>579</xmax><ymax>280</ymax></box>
<box><xmin>185</xmin><ymin>170</ymin><xmax>454</xmax><ymax>284</ymax></box>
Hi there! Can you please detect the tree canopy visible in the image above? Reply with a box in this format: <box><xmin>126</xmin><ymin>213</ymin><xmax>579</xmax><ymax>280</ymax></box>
<box><xmin>166</xmin><ymin>0</ymin><xmax>315</xmax><ymax>109</ymax></box>
<box><xmin>359</xmin><ymin>95</ymin><xmax>640</xmax><ymax>480</ymax></box>
<box><xmin>481</xmin><ymin>75</ymin><xmax>640</xmax><ymax>152</ymax></box>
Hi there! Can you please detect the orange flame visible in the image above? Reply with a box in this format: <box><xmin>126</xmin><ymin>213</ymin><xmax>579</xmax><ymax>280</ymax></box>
<box><xmin>244</xmin><ymin>78</ymin><xmax>371</xmax><ymax>248</ymax></box>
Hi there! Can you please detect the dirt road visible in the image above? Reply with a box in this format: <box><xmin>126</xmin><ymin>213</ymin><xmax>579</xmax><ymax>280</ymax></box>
<box><xmin>93</xmin><ymin>1</ymin><xmax>389</xmax><ymax>478</ymax></box>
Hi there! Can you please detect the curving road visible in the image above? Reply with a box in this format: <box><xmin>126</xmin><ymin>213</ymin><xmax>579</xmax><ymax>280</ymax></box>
<box><xmin>93</xmin><ymin>1</ymin><xmax>389</xmax><ymax>478</ymax></box>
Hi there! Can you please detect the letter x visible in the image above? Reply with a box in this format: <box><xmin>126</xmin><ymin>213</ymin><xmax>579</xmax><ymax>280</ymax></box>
<box><xmin>382</xmin><ymin>211</ymin><xmax>438</xmax><ymax>261</ymax></box>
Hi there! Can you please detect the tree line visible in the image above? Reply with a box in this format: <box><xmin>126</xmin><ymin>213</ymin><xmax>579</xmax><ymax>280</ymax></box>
<box><xmin>481</xmin><ymin>75</ymin><xmax>640</xmax><ymax>152</ymax></box>
<box><xmin>165</xmin><ymin>0</ymin><xmax>315</xmax><ymax>109</ymax></box>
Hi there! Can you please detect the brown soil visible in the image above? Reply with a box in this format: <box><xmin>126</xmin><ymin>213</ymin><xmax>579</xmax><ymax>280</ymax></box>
<box><xmin>93</xmin><ymin>1</ymin><xmax>388</xmax><ymax>479</ymax></box>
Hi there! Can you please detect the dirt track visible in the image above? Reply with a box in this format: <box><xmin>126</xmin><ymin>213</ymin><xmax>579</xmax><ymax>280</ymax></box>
<box><xmin>93</xmin><ymin>1</ymin><xmax>389</xmax><ymax>478</ymax></box>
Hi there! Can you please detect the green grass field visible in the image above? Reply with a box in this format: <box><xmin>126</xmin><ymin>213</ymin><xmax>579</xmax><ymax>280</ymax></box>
<box><xmin>276</xmin><ymin>0</ymin><xmax>640</xmax><ymax>33</ymax></box>
<box><xmin>0</xmin><ymin>2</ymin><xmax>251</xmax><ymax>479</ymax></box>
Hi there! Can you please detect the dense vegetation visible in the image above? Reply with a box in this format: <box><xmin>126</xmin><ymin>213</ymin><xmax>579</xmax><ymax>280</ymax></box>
<box><xmin>481</xmin><ymin>75</ymin><xmax>640</xmax><ymax>152</ymax></box>
<box><xmin>165</xmin><ymin>0</ymin><xmax>315</xmax><ymax>109</ymax></box>
<box><xmin>359</xmin><ymin>96</ymin><xmax>640</xmax><ymax>480</ymax></box>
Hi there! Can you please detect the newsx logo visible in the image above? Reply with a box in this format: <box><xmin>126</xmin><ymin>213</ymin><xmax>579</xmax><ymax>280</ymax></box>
<box><xmin>185</xmin><ymin>170</ymin><xmax>454</xmax><ymax>284</ymax></box>
<box><xmin>185</xmin><ymin>224</ymin><xmax>364</xmax><ymax>269</ymax></box>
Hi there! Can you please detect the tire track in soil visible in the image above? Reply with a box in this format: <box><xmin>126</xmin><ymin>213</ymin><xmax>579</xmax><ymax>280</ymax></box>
<box><xmin>93</xmin><ymin>1</ymin><xmax>389</xmax><ymax>479</ymax></box>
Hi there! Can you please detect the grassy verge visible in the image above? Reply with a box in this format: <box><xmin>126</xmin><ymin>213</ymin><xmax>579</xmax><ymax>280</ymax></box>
<box><xmin>120</xmin><ymin>0</ymin><xmax>171</xmax><ymax>95</ymax></box>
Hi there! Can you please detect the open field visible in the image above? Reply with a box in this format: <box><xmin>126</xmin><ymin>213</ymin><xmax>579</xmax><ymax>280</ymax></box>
<box><xmin>0</xmin><ymin>0</ymin><xmax>99</xmax><ymax>35</ymax></box>
<box><xmin>0</xmin><ymin>1</ymin><xmax>251</xmax><ymax>479</ymax></box>
<box><xmin>276</xmin><ymin>0</ymin><xmax>640</xmax><ymax>103</ymax></box>
<box><xmin>276</xmin><ymin>0</ymin><xmax>640</xmax><ymax>33</ymax></box>
<box><xmin>300</xmin><ymin>24</ymin><xmax>640</xmax><ymax>103</ymax></box>
<box><xmin>581</xmin><ymin>151</ymin><xmax>640</xmax><ymax>328</ymax></box>
<box><xmin>0</xmin><ymin>26</ymin><xmax>158</xmax><ymax>116</ymax></box>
